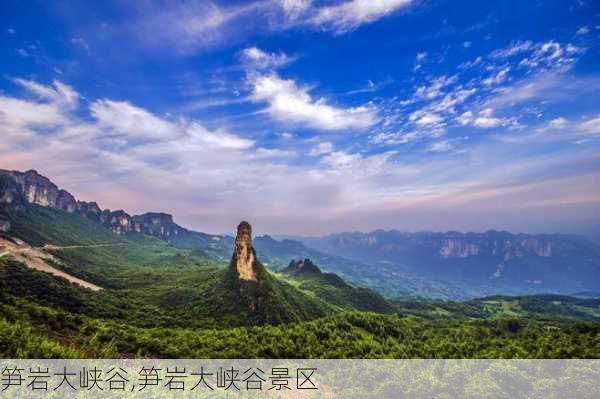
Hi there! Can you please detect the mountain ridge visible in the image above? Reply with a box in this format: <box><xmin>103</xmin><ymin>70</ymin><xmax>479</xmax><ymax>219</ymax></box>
<box><xmin>3</xmin><ymin>168</ymin><xmax>600</xmax><ymax>300</ymax></box>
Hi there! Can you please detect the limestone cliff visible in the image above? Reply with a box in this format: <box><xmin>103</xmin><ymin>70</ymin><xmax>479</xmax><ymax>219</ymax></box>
<box><xmin>0</xmin><ymin>169</ymin><xmax>189</xmax><ymax>239</ymax></box>
<box><xmin>132</xmin><ymin>212</ymin><xmax>186</xmax><ymax>239</ymax></box>
<box><xmin>8</xmin><ymin>170</ymin><xmax>78</xmax><ymax>212</ymax></box>
<box><xmin>228</xmin><ymin>221</ymin><xmax>276</xmax><ymax>315</ymax></box>
<box><xmin>232</xmin><ymin>221</ymin><xmax>258</xmax><ymax>281</ymax></box>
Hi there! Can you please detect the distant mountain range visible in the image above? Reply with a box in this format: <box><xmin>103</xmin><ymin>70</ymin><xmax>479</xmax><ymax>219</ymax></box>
<box><xmin>288</xmin><ymin>230</ymin><xmax>600</xmax><ymax>297</ymax></box>
<box><xmin>2</xmin><ymin>168</ymin><xmax>600</xmax><ymax>300</ymax></box>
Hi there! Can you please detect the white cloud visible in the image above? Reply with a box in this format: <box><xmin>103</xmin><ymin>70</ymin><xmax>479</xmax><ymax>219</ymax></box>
<box><xmin>13</xmin><ymin>78</ymin><xmax>79</xmax><ymax>107</ymax></box>
<box><xmin>472</xmin><ymin>116</ymin><xmax>505</xmax><ymax>128</ymax></box>
<box><xmin>482</xmin><ymin>67</ymin><xmax>510</xmax><ymax>86</ymax></box>
<box><xmin>249</xmin><ymin>73</ymin><xmax>379</xmax><ymax>131</ymax></box>
<box><xmin>432</xmin><ymin>88</ymin><xmax>477</xmax><ymax>113</ymax></box>
<box><xmin>415</xmin><ymin>75</ymin><xmax>458</xmax><ymax>100</ymax></box>
<box><xmin>413</xmin><ymin>52</ymin><xmax>427</xmax><ymax>71</ymax></box>
<box><xmin>371</xmin><ymin>128</ymin><xmax>445</xmax><ymax>146</ymax></box>
<box><xmin>250</xmin><ymin>147</ymin><xmax>296</xmax><ymax>159</ymax></box>
<box><xmin>411</xmin><ymin>111</ymin><xmax>444</xmax><ymax>127</ymax></box>
<box><xmin>428</xmin><ymin>140</ymin><xmax>454</xmax><ymax>152</ymax></box>
<box><xmin>576</xmin><ymin>26</ymin><xmax>590</xmax><ymax>35</ymax></box>
<box><xmin>128</xmin><ymin>1</ymin><xmax>269</xmax><ymax>54</ymax></box>
<box><xmin>241</xmin><ymin>47</ymin><xmax>293</xmax><ymax>69</ymax></box>
<box><xmin>186</xmin><ymin>122</ymin><xmax>254</xmax><ymax>150</ymax></box>
<box><xmin>120</xmin><ymin>0</ymin><xmax>421</xmax><ymax>56</ymax></box>
<box><xmin>579</xmin><ymin>117</ymin><xmax>600</xmax><ymax>135</ymax></box>
<box><xmin>90</xmin><ymin>99</ymin><xmax>254</xmax><ymax>149</ymax></box>
<box><xmin>549</xmin><ymin>117</ymin><xmax>568</xmax><ymax>129</ymax></box>
<box><xmin>90</xmin><ymin>100</ymin><xmax>178</xmax><ymax>141</ymax></box>
<box><xmin>490</xmin><ymin>41</ymin><xmax>534</xmax><ymax>59</ymax></box>
<box><xmin>312</xmin><ymin>0</ymin><xmax>413</xmax><ymax>33</ymax></box>
<box><xmin>280</xmin><ymin>0</ymin><xmax>313</xmax><ymax>18</ymax></box>
<box><xmin>310</xmin><ymin>141</ymin><xmax>334</xmax><ymax>156</ymax></box>
<box><xmin>457</xmin><ymin>108</ymin><xmax>515</xmax><ymax>129</ymax></box>
<box><xmin>518</xmin><ymin>41</ymin><xmax>583</xmax><ymax>70</ymax></box>
<box><xmin>456</xmin><ymin>111</ymin><xmax>474</xmax><ymax>126</ymax></box>
<box><xmin>323</xmin><ymin>150</ymin><xmax>395</xmax><ymax>175</ymax></box>
<box><xmin>0</xmin><ymin>97</ymin><xmax>67</xmax><ymax>128</ymax></box>
<box><xmin>463</xmin><ymin>41</ymin><xmax>472</xmax><ymax>48</ymax></box>
<box><xmin>459</xmin><ymin>56</ymin><xmax>483</xmax><ymax>69</ymax></box>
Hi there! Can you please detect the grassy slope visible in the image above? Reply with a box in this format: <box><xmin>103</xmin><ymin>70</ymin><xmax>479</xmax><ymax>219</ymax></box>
<box><xmin>2</xmin><ymin>205</ymin><xmax>334</xmax><ymax>327</ymax></box>
<box><xmin>1</xmin><ymin>205</ymin><xmax>600</xmax><ymax>358</ymax></box>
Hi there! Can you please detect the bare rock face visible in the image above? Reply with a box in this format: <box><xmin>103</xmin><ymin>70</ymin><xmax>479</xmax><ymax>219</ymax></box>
<box><xmin>283</xmin><ymin>258</ymin><xmax>322</xmax><ymax>276</ymax></box>
<box><xmin>234</xmin><ymin>221</ymin><xmax>257</xmax><ymax>281</ymax></box>
<box><xmin>439</xmin><ymin>238</ymin><xmax>480</xmax><ymax>258</ymax></box>
<box><xmin>132</xmin><ymin>212</ymin><xmax>185</xmax><ymax>238</ymax></box>
<box><xmin>9</xmin><ymin>170</ymin><xmax>78</xmax><ymax>212</ymax></box>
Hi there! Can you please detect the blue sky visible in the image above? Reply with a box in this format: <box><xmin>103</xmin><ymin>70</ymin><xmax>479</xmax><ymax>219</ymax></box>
<box><xmin>1</xmin><ymin>0</ymin><xmax>599</xmax><ymax>236</ymax></box>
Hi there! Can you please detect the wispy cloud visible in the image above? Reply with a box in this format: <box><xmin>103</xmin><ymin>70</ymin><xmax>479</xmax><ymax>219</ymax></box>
<box><xmin>111</xmin><ymin>0</ymin><xmax>419</xmax><ymax>55</ymax></box>
<box><xmin>241</xmin><ymin>47</ymin><xmax>295</xmax><ymax>70</ymax></box>
<box><xmin>249</xmin><ymin>73</ymin><xmax>379</xmax><ymax>130</ymax></box>
<box><xmin>310</xmin><ymin>0</ymin><xmax>414</xmax><ymax>34</ymax></box>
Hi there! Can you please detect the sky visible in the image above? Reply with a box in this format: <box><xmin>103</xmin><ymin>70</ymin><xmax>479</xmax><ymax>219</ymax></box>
<box><xmin>1</xmin><ymin>0</ymin><xmax>600</xmax><ymax>236</ymax></box>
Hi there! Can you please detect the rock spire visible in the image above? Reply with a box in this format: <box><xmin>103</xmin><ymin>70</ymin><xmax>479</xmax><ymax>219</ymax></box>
<box><xmin>233</xmin><ymin>221</ymin><xmax>257</xmax><ymax>281</ymax></box>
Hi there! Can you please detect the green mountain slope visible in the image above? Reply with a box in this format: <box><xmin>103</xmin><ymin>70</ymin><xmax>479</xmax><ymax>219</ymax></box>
<box><xmin>281</xmin><ymin>258</ymin><xmax>395</xmax><ymax>313</ymax></box>
<box><xmin>2</xmin><ymin>170</ymin><xmax>600</xmax><ymax>359</ymax></box>
<box><xmin>1</xmin><ymin>204</ymin><xmax>335</xmax><ymax>328</ymax></box>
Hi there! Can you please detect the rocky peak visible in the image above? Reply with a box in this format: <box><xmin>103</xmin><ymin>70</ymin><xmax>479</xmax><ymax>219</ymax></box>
<box><xmin>103</xmin><ymin>210</ymin><xmax>134</xmax><ymax>235</ymax></box>
<box><xmin>7</xmin><ymin>169</ymin><xmax>78</xmax><ymax>212</ymax></box>
<box><xmin>233</xmin><ymin>221</ymin><xmax>257</xmax><ymax>281</ymax></box>
<box><xmin>0</xmin><ymin>169</ymin><xmax>193</xmax><ymax>240</ymax></box>
<box><xmin>132</xmin><ymin>212</ymin><xmax>185</xmax><ymax>239</ymax></box>
<box><xmin>0</xmin><ymin>171</ymin><xmax>25</xmax><ymax>209</ymax></box>
<box><xmin>283</xmin><ymin>258</ymin><xmax>322</xmax><ymax>276</ymax></box>
<box><xmin>77</xmin><ymin>201</ymin><xmax>102</xmax><ymax>222</ymax></box>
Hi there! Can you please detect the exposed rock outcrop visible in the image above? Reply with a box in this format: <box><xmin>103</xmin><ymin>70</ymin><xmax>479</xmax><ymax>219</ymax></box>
<box><xmin>8</xmin><ymin>170</ymin><xmax>78</xmax><ymax>212</ymax></box>
<box><xmin>283</xmin><ymin>258</ymin><xmax>322</xmax><ymax>276</ymax></box>
<box><xmin>0</xmin><ymin>169</ymin><xmax>189</xmax><ymax>239</ymax></box>
<box><xmin>77</xmin><ymin>201</ymin><xmax>102</xmax><ymax>223</ymax></box>
<box><xmin>233</xmin><ymin>221</ymin><xmax>258</xmax><ymax>281</ymax></box>
<box><xmin>132</xmin><ymin>212</ymin><xmax>185</xmax><ymax>238</ymax></box>
<box><xmin>0</xmin><ymin>172</ymin><xmax>26</xmax><ymax>210</ymax></box>
<box><xmin>227</xmin><ymin>221</ymin><xmax>276</xmax><ymax>315</ymax></box>
<box><xmin>439</xmin><ymin>238</ymin><xmax>480</xmax><ymax>258</ymax></box>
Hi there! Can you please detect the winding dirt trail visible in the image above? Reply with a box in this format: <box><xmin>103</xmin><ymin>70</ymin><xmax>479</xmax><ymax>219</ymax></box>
<box><xmin>41</xmin><ymin>243</ymin><xmax>128</xmax><ymax>250</ymax></box>
<box><xmin>0</xmin><ymin>238</ymin><xmax>111</xmax><ymax>292</ymax></box>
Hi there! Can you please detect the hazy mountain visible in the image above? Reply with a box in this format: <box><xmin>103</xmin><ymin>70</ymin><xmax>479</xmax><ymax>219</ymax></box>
<box><xmin>292</xmin><ymin>230</ymin><xmax>600</xmax><ymax>297</ymax></box>
<box><xmin>2</xmin><ymin>168</ymin><xmax>600</xmax><ymax>359</ymax></box>
<box><xmin>3</xmin><ymin>168</ymin><xmax>600</xmax><ymax>300</ymax></box>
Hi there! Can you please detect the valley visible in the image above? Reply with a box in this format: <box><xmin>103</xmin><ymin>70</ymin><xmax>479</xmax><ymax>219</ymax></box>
<box><xmin>1</xmin><ymin>169</ymin><xmax>599</xmax><ymax>359</ymax></box>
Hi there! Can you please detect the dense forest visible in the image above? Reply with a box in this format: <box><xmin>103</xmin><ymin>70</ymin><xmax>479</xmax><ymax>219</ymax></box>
<box><xmin>1</xmin><ymin>204</ymin><xmax>599</xmax><ymax>359</ymax></box>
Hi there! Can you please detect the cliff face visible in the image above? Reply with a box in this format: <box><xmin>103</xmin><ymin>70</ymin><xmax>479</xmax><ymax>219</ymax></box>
<box><xmin>0</xmin><ymin>169</ymin><xmax>187</xmax><ymax>239</ymax></box>
<box><xmin>233</xmin><ymin>221</ymin><xmax>257</xmax><ymax>281</ymax></box>
<box><xmin>132</xmin><ymin>212</ymin><xmax>186</xmax><ymax>238</ymax></box>
<box><xmin>437</xmin><ymin>235</ymin><xmax>553</xmax><ymax>259</ymax></box>
<box><xmin>305</xmin><ymin>230</ymin><xmax>567</xmax><ymax>262</ymax></box>
<box><xmin>8</xmin><ymin>170</ymin><xmax>78</xmax><ymax>212</ymax></box>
